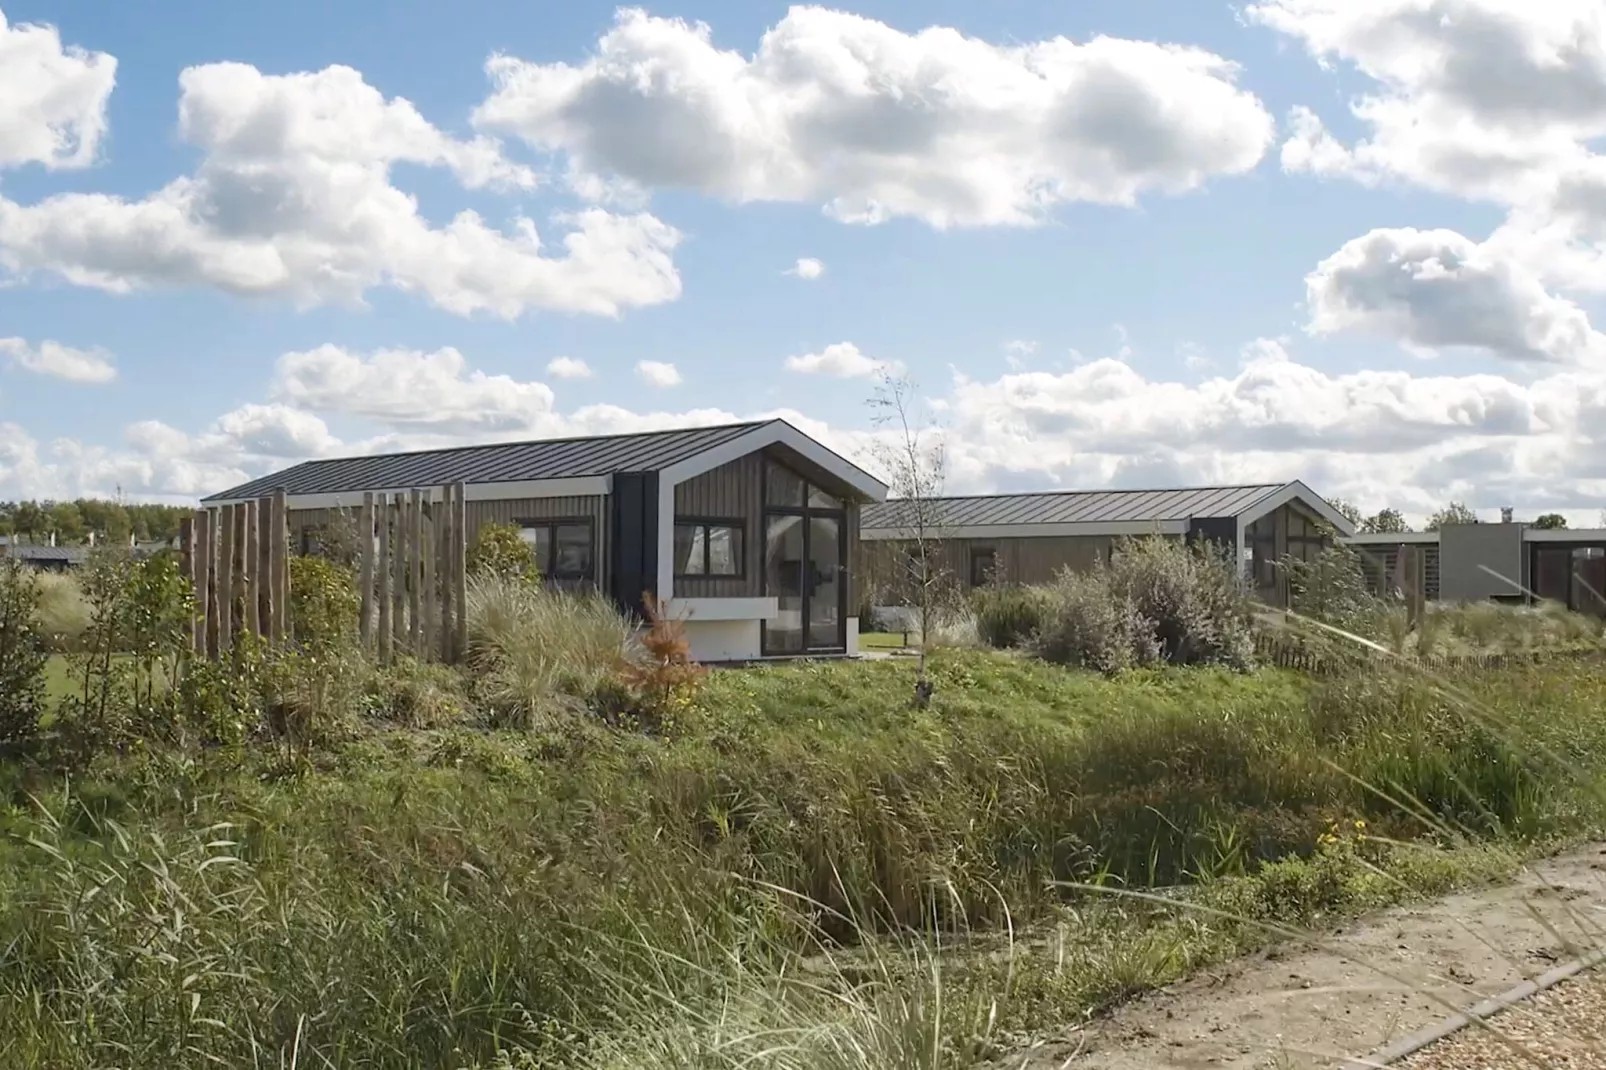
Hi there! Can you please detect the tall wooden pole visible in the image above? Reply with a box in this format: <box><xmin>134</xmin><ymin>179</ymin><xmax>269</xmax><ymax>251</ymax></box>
<box><xmin>423</xmin><ymin>492</ymin><xmax>439</xmax><ymax>660</ymax></box>
<box><xmin>231</xmin><ymin>503</ymin><xmax>248</xmax><ymax>644</ymax></box>
<box><xmin>190</xmin><ymin>511</ymin><xmax>208</xmax><ymax>656</ymax></box>
<box><xmin>408</xmin><ymin>488</ymin><xmax>424</xmax><ymax>653</ymax></box>
<box><xmin>242</xmin><ymin>500</ymin><xmax>261</xmax><ymax>639</ymax></box>
<box><xmin>392</xmin><ymin>492</ymin><xmax>408</xmax><ymax>656</ymax></box>
<box><xmin>453</xmin><ymin>481</ymin><xmax>468</xmax><ymax>663</ymax></box>
<box><xmin>217</xmin><ymin>504</ymin><xmax>236</xmax><ymax>652</ymax></box>
<box><xmin>359</xmin><ymin>492</ymin><xmax>375</xmax><ymax>651</ymax></box>
<box><xmin>438</xmin><ymin>484</ymin><xmax>454</xmax><ymax>663</ymax></box>
<box><xmin>270</xmin><ymin>489</ymin><xmax>289</xmax><ymax>643</ymax></box>
<box><xmin>376</xmin><ymin>497</ymin><xmax>393</xmax><ymax>667</ymax></box>
<box><xmin>204</xmin><ymin>508</ymin><xmax>220</xmax><ymax>659</ymax></box>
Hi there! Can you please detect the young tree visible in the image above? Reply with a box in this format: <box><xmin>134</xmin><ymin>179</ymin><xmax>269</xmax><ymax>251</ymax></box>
<box><xmin>1328</xmin><ymin>498</ymin><xmax>1363</xmax><ymax>527</ymax></box>
<box><xmin>1532</xmin><ymin>513</ymin><xmax>1568</xmax><ymax>530</ymax></box>
<box><xmin>1358</xmin><ymin>507</ymin><xmax>1412</xmax><ymax>534</ymax></box>
<box><xmin>1425</xmin><ymin>501</ymin><xmax>1479</xmax><ymax>531</ymax></box>
<box><xmin>866</xmin><ymin>370</ymin><xmax>955</xmax><ymax>707</ymax></box>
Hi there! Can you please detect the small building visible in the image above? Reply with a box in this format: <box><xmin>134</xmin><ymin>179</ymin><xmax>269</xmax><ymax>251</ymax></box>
<box><xmin>860</xmin><ymin>481</ymin><xmax>1354</xmax><ymax>607</ymax></box>
<box><xmin>201</xmin><ymin>419</ymin><xmax>888</xmax><ymax>662</ymax></box>
<box><xmin>0</xmin><ymin>544</ymin><xmax>90</xmax><ymax>571</ymax></box>
<box><xmin>1344</xmin><ymin>524</ymin><xmax>1606</xmax><ymax>617</ymax></box>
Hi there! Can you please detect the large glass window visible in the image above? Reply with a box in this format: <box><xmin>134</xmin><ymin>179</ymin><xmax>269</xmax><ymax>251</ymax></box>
<box><xmin>515</xmin><ymin>519</ymin><xmax>595</xmax><ymax>586</ymax></box>
<box><xmin>762</xmin><ymin>460</ymin><xmax>848</xmax><ymax>654</ymax></box>
<box><xmin>675</xmin><ymin>521</ymin><xmax>744</xmax><ymax>577</ymax></box>
<box><xmin>969</xmin><ymin>547</ymin><xmax>997</xmax><ymax>588</ymax></box>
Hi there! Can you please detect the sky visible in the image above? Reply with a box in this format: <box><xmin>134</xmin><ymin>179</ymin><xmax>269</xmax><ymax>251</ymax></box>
<box><xmin>1</xmin><ymin>0</ymin><xmax>1605</xmax><ymax>525</ymax></box>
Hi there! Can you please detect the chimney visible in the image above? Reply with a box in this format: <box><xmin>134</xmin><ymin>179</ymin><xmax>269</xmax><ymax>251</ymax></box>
<box><xmin>88</xmin><ymin>531</ymin><xmax>95</xmax><ymax>547</ymax></box>
<box><xmin>49</xmin><ymin>532</ymin><xmax>55</xmax><ymax>547</ymax></box>
<box><xmin>1501</xmin><ymin>507</ymin><xmax>1514</xmax><ymax>524</ymax></box>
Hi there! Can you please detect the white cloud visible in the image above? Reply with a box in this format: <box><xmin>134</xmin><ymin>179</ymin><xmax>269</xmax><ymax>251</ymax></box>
<box><xmin>0</xmin><ymin>61</ymin><xmax>684</xmax><ymax>317</ymax></box>
<box><xmin>1305</xmin><ymin>227</ymin><xmax>1606</xmax><ymax>363</ymax></box>
<box><xmin>0</xmin><ymin>336</ymin><xmax>116</xmax><ymax>383</ymax></box>
<box><xmin>787</xmin><ymin>256</ymin><xmax>825</xmax><ymax>279</ymax></box>
<box><xmin>785</xmin><ymin>341</ymin><xmax>901</xmax><ymax>379</ymax></box>
<box><xmin>1250</xmin><ymin>1</ymin><xmax>1606</xmax><ymax>292</ymax></box>
<box><xmin>9</xmin><ymin>337</ymin><xmax>1606</xmax><ymax>523</ymax></box>
<box><xmin>473</xmin><ymin>6</ymin><xmax>1275</xmax><ymax>228</ymax></box>
<box><xmin>271</xmin><ymin>344</ymin><xmax>558</xmax><ymax>433</ymax></box>
<box><xmin>0</xmin><ymin>9</ymin><xmax>116</xmax><ymax>170</ymax></box>
<box><xmin>636</xmin><ymin>359</ymin><xmax>681</xmax><ymax>387</ymax></box>
<box><xmin>545</xmin><ymin>355</ymin><xmax>592</xmax><ymax>379</ymax></box>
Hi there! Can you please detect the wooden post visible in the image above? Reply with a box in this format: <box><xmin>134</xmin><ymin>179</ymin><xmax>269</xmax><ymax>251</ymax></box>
<box><xmin>270</xmin><ymin>489</ymin><xmax>289</xmax><ymax>644</ymax></box>
<box><xmin>204</xmin><ymin>508</ymin><xmax>220</xmax><ymax>659</ymax></box>
<box><xmin>423</xmin><ymin>492</ymin><xmax>439</xmax><ymax>660</ymax></box>
<box><xmin>438</xmin><ymin>484</ymin><xmax>454</xmax><ymax>663</ymax></box>
<box><xmin>453</xmin><ymin>481</ymin><xmax>468</xmax><ymax>663</ymax></box>
<box><xmin>190</xmin><ymin>511</ymin><xmax>208</xmax><ymax>656</ymax></box>
<box><xmin>242</xmin><ymin>500</ymin><xmax>261</xmax><ymax>639</ymax></box>
<box><xmin>231</xmin><ymin>503</ymin><xmax>248</xmax><ymax>642</ymax></box>
<box><xmin>1401</xmin><ymin>545</ymin><xmax>1420</xmax><ymax>628</ymax></box>
<box><xmin>255</xmin><ymin>496</ymin><xmax>273</xmax><ymax>637</ymax></box>
<box><xmin>392</xmin><ymin>492</ymin><xmax>408</xmax><ymax>656</ymax></box>
<box><xmin>408</xmin><ymin>488</ymin><xmax>424</xmax><ymax>653</ymax></box>
<box><xmin>377</xmin><ymin>497</ymin><xmax>393</xmax><ymax>667</ymax></box>
<box><xmin>217</xmin><ymin>504</ymin><xmax>236</xmax><ymax>652</ymax></box>
<box><xmin>359</xmin><ymin>492</ymin><xmax>376</xmax><ymax>650</ymax></box>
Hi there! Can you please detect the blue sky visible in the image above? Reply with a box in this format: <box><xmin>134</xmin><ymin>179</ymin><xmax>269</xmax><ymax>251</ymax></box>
<box><xmin>1</xmin><ymin>1</ymin><xmax>1604</xmax><ymax>523</ymax></box>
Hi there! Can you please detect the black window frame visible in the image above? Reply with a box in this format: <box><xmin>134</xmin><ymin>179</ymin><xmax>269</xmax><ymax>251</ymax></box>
<box><xmin>513</xmin><ymin>516</ymin><xmax>596</xmax><ymax>584</ymax></box>
<box><xmin>673</xmin><ymin>517</ymin><xmax>746</xmax><ymax>579</ymax></box>
<box><xmin>968</xmin><ymin>547</ymin><xmax>998</xmax><ymax>588</ymax></box>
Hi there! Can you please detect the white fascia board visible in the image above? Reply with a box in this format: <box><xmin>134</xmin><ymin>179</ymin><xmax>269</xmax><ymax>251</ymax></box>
<box><xmin>663</xmin><ymin>596</ymin><xmax>779</xmax><ymax>622</ymax></box>
<box><xmin>1235</xmin><ymin>481</ymin><xmax>1357</xmax><ymax>536</ymax></box>
<box><xmin>859</xmin><ymin>519</ymin><xmax>1188</xmax><ymax>540</ymax></box>
<box><xmin>1523</xmin><ymin>528</ymin><xmax>1606</xmax><ymax>543</ymax></box>
<box><xmin>658</xmin><ymin>421</ymin><xmax>889</xmax><ymax>504</ymax></box>
<box><xmin>207</xmin><ymin>474</ymin><xmax>612</xmax><ymax>511</ymax></box>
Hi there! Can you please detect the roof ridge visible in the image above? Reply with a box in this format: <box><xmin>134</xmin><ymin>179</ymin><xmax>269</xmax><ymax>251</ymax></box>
<box><xmin>866</xmin><ymin>481</ymin><xmax>1288</xmax><ymax>505</ymax></box>
<box><xmin>288</xmin><ymin>417</ymin><xmax>776</xmax><ymax>470</ymax></box>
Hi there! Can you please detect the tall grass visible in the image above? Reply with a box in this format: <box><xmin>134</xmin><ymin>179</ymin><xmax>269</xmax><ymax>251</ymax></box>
<box><xmin>33</xmin><ymin>571</ymin><xmax>90</xmax><ymax>651</ymax></box>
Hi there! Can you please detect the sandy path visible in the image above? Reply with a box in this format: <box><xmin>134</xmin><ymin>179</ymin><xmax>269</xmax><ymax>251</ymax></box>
<box><xmin>1017</xmin><ymin>843</ymin><xmax>1606</xmax><ymax>1070</ymax></box>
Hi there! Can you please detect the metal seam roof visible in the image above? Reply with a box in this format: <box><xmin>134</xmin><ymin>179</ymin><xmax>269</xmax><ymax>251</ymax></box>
<box><xmin>861</xmin><ymin>484</ymin><xmax>1287</xmax><ymax>530</ymax></box>
<box><xmin>203</xmin><ymin>419</ymin><xmax>776</xmax><ymax>502</ymax></box>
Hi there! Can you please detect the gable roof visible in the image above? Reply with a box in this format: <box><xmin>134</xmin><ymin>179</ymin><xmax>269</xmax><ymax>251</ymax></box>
<box><xmin>204</xmin><ymin>420</ymin><xmax>773</xmax><ymax>502</ymax></box>
<box><xmin>862</xmin><ymin>481</ymin><xmax>1355</xmax><ymax>538</ymax></box>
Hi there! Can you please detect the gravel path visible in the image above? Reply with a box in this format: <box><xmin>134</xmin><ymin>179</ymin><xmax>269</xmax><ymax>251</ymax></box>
<box><xmin>1015</xmin><ymin>843</ymin><xmax>1606</xmax><ymax>1069</ymax></box>
<box><xmin>1396</xmin><ymin>970</ymin><xmax>1606</xmax><ymax>1069</ymax></box>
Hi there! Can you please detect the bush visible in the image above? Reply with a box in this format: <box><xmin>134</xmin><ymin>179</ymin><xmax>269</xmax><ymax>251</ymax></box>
<box><xmin>0</xmin><ymin>560</ymin><xmax>47</xmax><ymax>750</ymax></box>
<box><xmin>465</xmin><ymin>574</ymin><xmax>633</xmax><ymax>728</ymax></box>
<box><xmin>1032</xmin><ymin>536</ymin><xmax>1254</xmax><ymax>672</ymax></box>
<box><xmin>468</xmin><ymin>522</ymin><xmax>541</xmax><ymax>585</ymax></box>
<box><xmin>1281</xmin><ymin>542</ymin><xmax>1381</xmax><ymax>630</ymax></box>
<box><xmin>972</xmin><ymin>585</ymin><xmax>1048</xmax><ymax>649</ymax></box>
<box><xmin>365</xmin><ymin>657</ymin><xmax>470</xmax><ymax>728</ymax></box>
<box><xmin>1032</xmin><ymin>568</ymin><xmax>1157</xmax><ymax>673</ymax></box>
<box><xmin>289</xmin><ymin>553</ymin><xmax>360</xmax><ymax>653</ymax></box>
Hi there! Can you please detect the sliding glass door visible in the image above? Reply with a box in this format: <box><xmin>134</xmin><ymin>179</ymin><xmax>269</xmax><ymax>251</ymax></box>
<box><xmin>762</xmin><ymin>462</ymin><xmax>847</xmax><ymax>655</ymax></box>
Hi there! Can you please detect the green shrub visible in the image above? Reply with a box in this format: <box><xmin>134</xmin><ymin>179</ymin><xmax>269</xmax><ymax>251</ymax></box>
<box><xmin>289</xmin><ymin>553</ymin><xmax>360</xmax><ymax>653</ymax></box>
<box><xmin>1280</xmin><ymin>542</ymin><xmax>1380</xmax><ymax>629</ymax></box>
<box><xmin>1032</xmin><ymin>569</ymin><xmax>1156</xmax><ymax>672</ymax></box>
<box><xmin>1031</xmin><ymin>537</ymin><xmax>1253</xmax><ymax>671</ymax></box>
<box><xmin>0</xmin><ymin>560</ymin><xmax>47</xmax><ymax>751</ymax></box>
<box><xmin>972</xmin><ymin>585</ymin><xmax>1047</xmax><ymax>648</ymax></box>
<box><xmin>468</xmin><ymin>522</ymin><xmax>542</xmax><ymax>584</ymax></box>
<box><xmin>365</xmin><ymin>657</ymin><xmax>470</xmax><ymax>728</ymax></box>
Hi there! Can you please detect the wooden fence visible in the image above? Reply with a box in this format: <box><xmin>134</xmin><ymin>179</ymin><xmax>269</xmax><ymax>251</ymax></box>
<box><xmin>182</xmin><ymin>483</ymin><xmax>470</xmax><ymax>665</ymax></box>
<box><xmin>1253</xmin><ymin>631</ymin><xmax>1604</xmax><ymax>676</ymax></box>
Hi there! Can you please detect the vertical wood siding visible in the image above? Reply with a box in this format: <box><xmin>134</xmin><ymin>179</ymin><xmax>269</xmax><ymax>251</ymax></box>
<box><xmin>673</xmin><ymin>454</ymin><xmax>762</xmax><ymax>597</ymax></box>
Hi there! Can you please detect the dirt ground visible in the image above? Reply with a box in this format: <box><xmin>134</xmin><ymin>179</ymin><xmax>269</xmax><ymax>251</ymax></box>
<box><xmin>1015</xmin><ymin>843</ymin><xmax>1606</xmax><ymax>1070</ymax></box>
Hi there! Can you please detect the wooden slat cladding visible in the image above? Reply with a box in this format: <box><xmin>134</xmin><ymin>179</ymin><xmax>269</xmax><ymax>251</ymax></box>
<box><xmin>674</xmin><ymin>454</ymin><xmax>761</xmax><ymax>597</ymax></box>
<box><xmin>861</xmin><ymin>533</ymin><xmax>1127</xmax><ymax>597</ymax></box>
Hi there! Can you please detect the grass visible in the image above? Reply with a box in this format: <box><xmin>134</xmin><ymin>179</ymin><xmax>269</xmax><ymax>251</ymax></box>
<box><xmin>858</xmin><ymin>630</ymin><xmax>913</xmax><ymax>651</ymax></box>
<box><xmin>1</xmin><ymin>644</ymin><xmax>1605</xmax><ymax>1068</ymax></box>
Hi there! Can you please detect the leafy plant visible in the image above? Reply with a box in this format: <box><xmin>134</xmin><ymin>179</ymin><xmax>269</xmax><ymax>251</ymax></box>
<box><xmin>1280</xmin><ymin>542</ymin><xmax>1380</xmax><ymax>630</ymax></box>
<box><xmin>971</xmin><ymin>585</ymin><xmax>1047</xmax><ymax>649</ymax></box>
<box><xmin>618</xmin><ymin>594</ymin><xmax>705</xmax><ymax>732</ymax></box>
<box><xmin>0</xmin><ymin>560</ymin><xmax>47</xmax><ymax>751</ymax></box>
<box><xmin>289</xmin><ymin>553</ymin><xmax>360</xmax><ymax>654</ymax></box>
<box><xmin>468</xmin><ymin>522</ymin><xmax>542</xmax><ymax>585</ymax></box>
<box><xmin>123</xmin><ymin>551</ymin><xmax>194</xmax><ymax>713</ymax></box>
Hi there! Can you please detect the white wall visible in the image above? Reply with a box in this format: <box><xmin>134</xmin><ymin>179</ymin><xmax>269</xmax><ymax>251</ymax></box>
<box><xmin>683</xmin><ymin>618</ymin><xmax>763</xmax><ymax>663</ymax></box>
<box><xmin>846</xmin><ymin>617</ymin><xmax>860</xmax><ymax>656</ymax></box>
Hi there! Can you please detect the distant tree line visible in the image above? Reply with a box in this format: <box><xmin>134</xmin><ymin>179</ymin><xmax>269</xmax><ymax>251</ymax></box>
<box><xmin>0</xmin><ymin>499</ymin><xmax>192</xmax><ymax>545</ymax></box>
<box><xmin>1329</xmin><ymin>498</ymin><xmax>1585</xmax><ymax>533</ymax></box>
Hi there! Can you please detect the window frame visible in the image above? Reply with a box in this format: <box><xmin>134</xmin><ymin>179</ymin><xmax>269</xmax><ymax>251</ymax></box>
<box><xmin>512</xmin><ymin>516</ymin><xmax>597</xmax><ymax>584</ymax></box>
<box><xmin>968</xmin><ymin>546</ymin><xmax>998</xmax><ymax>588</ymax></box>
<box><xmin>673</xmin><ymin>517</ymin><xmax>747</xmax><ymax>579</ymax></box>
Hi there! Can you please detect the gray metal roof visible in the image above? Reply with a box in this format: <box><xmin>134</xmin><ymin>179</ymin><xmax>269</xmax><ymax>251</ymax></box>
<box><xmin>862</xmin><ymin>484</ymin><xmax>1286</xmax><ymax>530</ymax></box>
<box><xmin>204</xmin><ymin>419</ymin><xmax>775</xmax><ymax>502</ymax></box>
<box><xmin>5</xmin><ymin>545</ymin><xmax>90</xmax><ymax>563</ymax></box>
